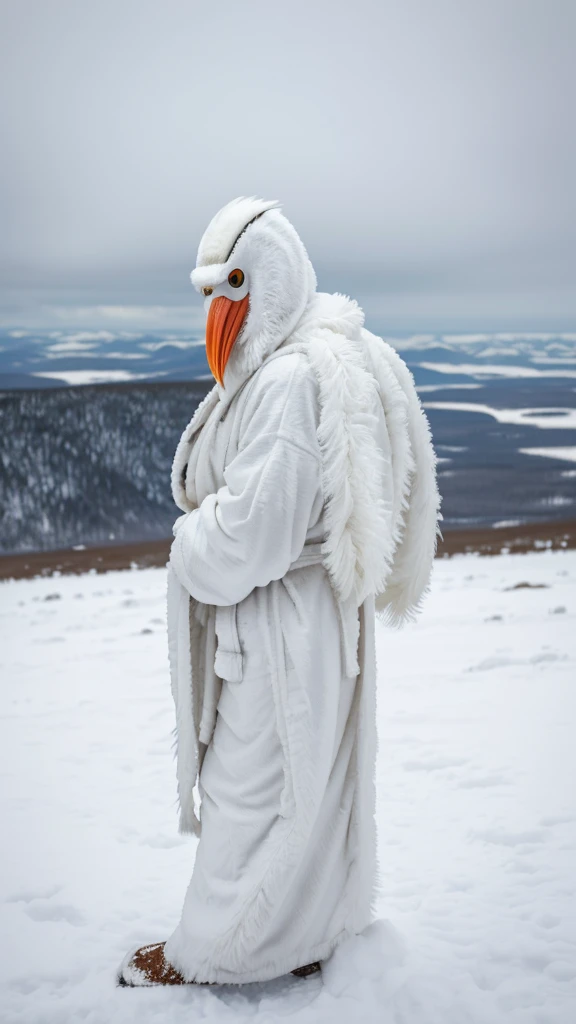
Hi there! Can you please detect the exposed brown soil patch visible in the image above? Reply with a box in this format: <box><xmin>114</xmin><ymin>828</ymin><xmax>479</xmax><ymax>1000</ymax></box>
<box><xmin>1</xmin><ymin>520</ymin><xmax>575</xmax><ymax>581</ymax></box>
<box><xmin>436</xmin><ymin>519</ymin><xmax>576</xmax><ymax>559</ymax></box>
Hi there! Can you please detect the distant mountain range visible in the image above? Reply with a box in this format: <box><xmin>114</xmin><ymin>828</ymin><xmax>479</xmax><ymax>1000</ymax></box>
<box><xmin>1</xmin><ymin>329</ymin><xmax>574</xmax><ymax>554</ymax></box>
<box><xmin>0</xmin><ymin>328</ymin><xmax>210</xmax><ymax>389</ymax></box>
<box><xmin>1</xmin><ymin>327</ymin><xmax>575</xmax><ymax>390</ymax></box>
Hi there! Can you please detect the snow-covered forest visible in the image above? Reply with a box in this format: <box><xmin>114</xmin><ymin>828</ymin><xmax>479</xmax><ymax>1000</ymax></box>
<box><xmin>0</xmin><ymin>382</ymin><xmax>210</xmax><ymax>554</ymax></box>
<box><xmin>2</xmin><ymin>369</ymin><xmax>575</xmax><ymax>556</ymax></box>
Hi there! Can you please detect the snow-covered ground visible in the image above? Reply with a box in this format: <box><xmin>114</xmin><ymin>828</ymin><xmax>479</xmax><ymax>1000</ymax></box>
<box><xmin>0</xmin><ymin>551</ymin><xmax>575</xmax><ymax>1023</ymax></box>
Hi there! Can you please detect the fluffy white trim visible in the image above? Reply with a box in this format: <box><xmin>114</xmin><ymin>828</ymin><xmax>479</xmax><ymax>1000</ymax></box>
<box><xmin>305</xmin><ymin>329</ymin><xmax>394</xmax><ymax>604</ymax></box>
<box><xmin>367</xmin><ymin>334</ymin><xmax>442</xmax><ymax>624</ymax></box>
<box><xmin>170</xmin><ymin>384</ymin><xmax>219</xmax><ymax>513</ymax></box>
<box><xmin>190</xmin><ymin>263</ymin><xmax>229</xmax><ymax>291</ymax></box>
<box><xmin>197</xmin><ymin>196</ymin><xmax>280</xmax><ymax>267</ymax></box>
<box><xmin>273</xmin><ymin>292</ymin><xmax>441</xmax><ymax>618</ymax></box>
<box><xmin>167</xmin><ymin>565</ymin><xmax>201</xmax><ymax>835</ymax></box>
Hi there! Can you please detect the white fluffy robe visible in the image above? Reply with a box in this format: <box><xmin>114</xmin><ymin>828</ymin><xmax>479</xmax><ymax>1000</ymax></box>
<box><xmin>164</xmin><ymin>291</ymin><xmax>440</xmax><ymax>984</ymax></box>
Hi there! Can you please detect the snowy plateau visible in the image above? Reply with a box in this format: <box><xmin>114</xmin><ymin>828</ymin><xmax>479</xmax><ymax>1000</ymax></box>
<box><xmin>0</xmin><ymin>550</ymin><xmax>575</xmax><ymax>1024</ymax></box>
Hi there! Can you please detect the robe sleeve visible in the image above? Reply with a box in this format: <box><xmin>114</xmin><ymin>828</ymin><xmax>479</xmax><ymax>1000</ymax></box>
<box><xmin>169</xmin><ymin>356</ymin><xmax>322</xmax><ymax>606</ymax></box>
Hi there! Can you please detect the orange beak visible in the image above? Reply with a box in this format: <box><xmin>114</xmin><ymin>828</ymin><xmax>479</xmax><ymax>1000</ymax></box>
<box><xmin>205</xmin><ymin>294</ymin><xmax>250</xmax><ymax>386</ymax></box>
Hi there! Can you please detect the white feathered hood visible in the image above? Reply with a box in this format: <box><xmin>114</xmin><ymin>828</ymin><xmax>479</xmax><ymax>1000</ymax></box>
<box><xmin>191</xmin><ymin>197</ymin><xmax>317</xmax><ymax>385</ymax></box>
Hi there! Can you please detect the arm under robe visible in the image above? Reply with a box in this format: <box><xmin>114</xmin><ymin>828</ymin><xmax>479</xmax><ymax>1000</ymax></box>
<box><xmin>170</xmin><ymin>356</ymin><xmax>323</xmax><ymax>607</ymax></box>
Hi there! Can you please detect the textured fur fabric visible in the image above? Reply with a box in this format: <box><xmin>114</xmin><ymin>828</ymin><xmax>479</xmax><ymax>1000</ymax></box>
<box><xmin>173</xmin><ymin>286</ymin><xmax>441</xmax><ymax>620</ymax></box>
<box><xmin>280</xmin><ymin>292</ymin><xmax>441</xmax><ymax>617</ymax></box>
<box><xmin>168</xmin><ymin>288</ymin><xmax>440</xmax><ymax>837</ymax></box>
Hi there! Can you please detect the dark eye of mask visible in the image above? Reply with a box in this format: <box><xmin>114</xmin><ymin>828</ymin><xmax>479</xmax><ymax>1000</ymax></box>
<box><xmin>228</xmin><ymin>269</ymin><xmax>245</xmax><ymax>288</ymax></box>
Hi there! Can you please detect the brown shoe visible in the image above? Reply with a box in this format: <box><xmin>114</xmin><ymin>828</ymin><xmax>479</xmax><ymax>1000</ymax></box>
<box><xmin>291</xmin><ymin>961</ymin><xmax>322</xmax><ymax>978</ymax></box>
<box><xmin>117</xmin><ymin>941</ymin><xmax>322</xmax><ymax>986</ymax></box>
<box><xmin>117</xmin><ymin>942</ymin><xmax>189</xmax><ymax>986</ymax></box>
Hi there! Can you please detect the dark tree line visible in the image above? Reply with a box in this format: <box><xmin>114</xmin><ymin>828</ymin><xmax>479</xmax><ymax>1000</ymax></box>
<box><xmin>0</xmin><ymin>381</ymin><xmax>211</xmax><ymax>553</ymax></box>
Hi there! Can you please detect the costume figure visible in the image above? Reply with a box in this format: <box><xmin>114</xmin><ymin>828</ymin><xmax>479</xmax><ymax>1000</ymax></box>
<box><xmin>119</xmin><ymin>197</ymin><xmax>440</xmax><ymax>987</ymax></box>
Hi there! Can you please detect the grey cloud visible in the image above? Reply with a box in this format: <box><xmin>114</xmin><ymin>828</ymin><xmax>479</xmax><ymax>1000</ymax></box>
<box><xmin>0</xmin><ymin>0</ymin><xmax>575</xmax><ymax>329</ymax></box>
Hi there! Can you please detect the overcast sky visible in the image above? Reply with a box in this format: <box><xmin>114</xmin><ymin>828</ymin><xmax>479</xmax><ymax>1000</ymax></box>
<box><xmin>1</xmin><ymin>0</ymin><xmax>575</xmax><ymax>332</ymax></box>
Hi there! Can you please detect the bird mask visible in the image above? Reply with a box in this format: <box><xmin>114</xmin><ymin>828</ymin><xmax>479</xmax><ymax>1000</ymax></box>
<box><xmin>190</xmin><ymin>197</ymin><xmax>317</xmax><ymax>389</ymax></box>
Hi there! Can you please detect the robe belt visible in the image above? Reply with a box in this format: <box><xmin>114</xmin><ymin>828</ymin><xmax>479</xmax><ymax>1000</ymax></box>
<box><xmin>213</xmin><ymin>543</ymin><xmax>360</xmax><ymax>683</ymax></box>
